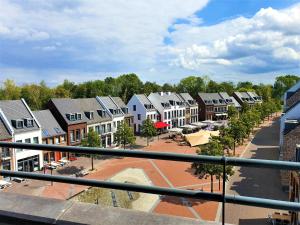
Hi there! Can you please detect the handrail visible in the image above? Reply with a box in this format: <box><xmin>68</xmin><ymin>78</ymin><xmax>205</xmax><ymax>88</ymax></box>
<box><xmin>1</xmin><ymin>142</ymin><xmax>300</xmax><ymax>170</ymax></box>
<box><xmin>0</xmin><ymin>141</ymin><xmax>299</xmax><ymax>225</ymax></box>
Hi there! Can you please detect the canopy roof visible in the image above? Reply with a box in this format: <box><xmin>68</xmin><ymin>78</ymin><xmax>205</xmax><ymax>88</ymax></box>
<box><xmin>168</xmin><ymin>128</ymin><xmax>183</xmax><ymax>133</ymax></box>
<box><xmin>185</xmin><ymin>130</ymin><xmax>219</xmax><ymax>147</ymax></box>
<box><xmin>155</xmin><ymin>121</ymin><xmax>170</xmax><ymax>129</ymax></box>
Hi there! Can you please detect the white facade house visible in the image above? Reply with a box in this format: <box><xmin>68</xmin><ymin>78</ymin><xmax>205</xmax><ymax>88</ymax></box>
<box><xmin>96</xmin><ymin>96</ymin><xmax>125</xmax><ymax>145</ymax></box>
<box><xmin>127</xmin><ymin>94</ymin><xmax>158</xmax><ymax>133</ymax></box>
<box><xmin>0</xmin><ymin>99</ymin><xmax>43</xmax><ymax>172</ymax></box>
<box><xmin>148</xmin><ymin>92</ymin><xmax>186</xmax><ymax>129</ymax></box>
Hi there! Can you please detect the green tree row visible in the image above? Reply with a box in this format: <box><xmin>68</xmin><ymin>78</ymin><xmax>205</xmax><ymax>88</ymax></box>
<box><xmin>192</xmin><ymin>98</ymin><xmax>281</xmax><ymax>193</ymax></box>
<box><xmin>0</xmin><ymin>74</ymin><xmax>298</xmax><ymax>110</ymax></box>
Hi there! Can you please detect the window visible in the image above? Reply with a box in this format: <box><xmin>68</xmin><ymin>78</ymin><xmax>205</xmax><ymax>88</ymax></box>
<box><xmin>138</xmin><ymin>114</ymin><xmax>141</xmax><ymax>120</ymax></box>
<box><xmin>168</xmin><ymin>112</ymin><xmax>171</xmax><ymax>119</ymax></box>
<box><xmin>164</xmin><ymin>112</ymin><xmax>167</xmax><ymax>119</ymax></box>
<box><xmin>55</xmin><ymin>137</ymin><xmax>60</xmax><ymax>144</ymax></box>
<box><xmin>70</xmin><ymin>114</ymin><xmax>76</xmax><ymax>121</ymax></box>
<box><xmin>48</xmin><ymin>138</ymin><xmax>54</xmax><ymax>145</ymax></box>
<box><xmin>76</xmin><ymin>129</ymin><xmax>80</xmax><ymax>141</ymax></box>
<box><xmin>101</xmin><ymin>124</ymin><xmax>106</xmax><ymax>133</ymax></box>
<box><xmin>16</xmin><ymin>140</ymin><xmax>23</xmax><ymax>152</ymax></box>
<box><xmin>70</xmin><ymin>131</ymin><xmax>75</xmax><ymax>142</ymax></box>
<box><xmin>33</xmin><ymin>137</ymin><xmax>39</xmax><ymax>144</ymax></box>
<box><xmin>95</xmin><ymin>125</ymin><xmax>100</xmax><ymax>134</ymax></box>
<box><xmin>61</xmin><ymin>135</ymin><xmax>66</xmax><ymax>143</ymax></box>
<box><xmin>107</xmin><ymin>124</ymin><xmax>111</xmax><ymax>132</ymax></box>
<box><xmin>77</xmin><ymin>113</ymin><xmax>82</xmax><ymax>120</ymax></box>
<box><xmin>25</xmin><ymin>118</ymin><xmax>34</xmax><ymax>127</ymax></box>
<box><xmin>16</xmin><ymin>120</ymin><xmax>24</xmax><ymax>128</ymax></box>
<box><xmin>133</xmin><ymin>105</ymin><xmax>136</xmax><ymax>111</ymax></box>
<box><xmin>296</xmin><ymin>148</ymin><xmax>300</xmax><ymax>162</ymax></box>
<box><xmin>25</xmin><ymin>138</ymin><xmax>31</xmax><ymax>143</ymax></box>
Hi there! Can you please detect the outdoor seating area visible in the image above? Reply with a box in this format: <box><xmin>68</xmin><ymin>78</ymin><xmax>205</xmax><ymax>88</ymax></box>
<box><xmin>43</xmin><ymin>157</ymin><xmax>71</xmax><ymax>170</ymax></box>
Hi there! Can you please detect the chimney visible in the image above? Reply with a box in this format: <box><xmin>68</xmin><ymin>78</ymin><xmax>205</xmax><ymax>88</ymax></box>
<box><xmin>160</xmin><ymin>92</ymin><xmax>164</xmax><ymax>96</ymax></box>
<box><xmin>167</xmin><ymin>92</ymin><xmax>171</xmax><ymax>96</ymax></box>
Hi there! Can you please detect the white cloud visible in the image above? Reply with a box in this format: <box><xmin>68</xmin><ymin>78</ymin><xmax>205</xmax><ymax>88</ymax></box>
<box><xmin>168</xmin><ymin>3</ymin><xmax>300</xmax><ymax>74</ymax></box>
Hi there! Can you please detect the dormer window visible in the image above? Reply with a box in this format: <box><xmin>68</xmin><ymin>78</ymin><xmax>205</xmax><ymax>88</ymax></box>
<box><xmin>98</xmin><ymin>110</ymin><xmax>106</xmax><ymax>117</ymax></box>
<box><xmin>76</xmin><ymin>113</ymin><xmax>82</xmax><ymax>120</ymax></box>
<box><xmin>85</xmin><ymin>111</ymin><xmax>93</xmax><ymax>119</ymax></box>
<box><xmin>12</xmin><ymin>119</ymin><xmax>24</xmax><ymax>129</ymax></box>
<box><xmin>24</xmin><ymin>118</ymin><xmax>34</xmax><ymax>127</ymax></box>
<box><xmin>66</xmin><ymin>113</ymin><xmax>76</xmax><ymax>121</ymax></box>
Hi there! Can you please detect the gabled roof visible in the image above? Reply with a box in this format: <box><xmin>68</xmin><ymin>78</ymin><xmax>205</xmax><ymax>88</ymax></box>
<box><xmin>149</xmin><ymin>92</ymin><xmax>185</xmax><ymax>108</ymax></box>
<box><xmin>198</xmin><ymin>93</ymin><xmax>227</xmax><ymax>106</ymax></box>
<box><xmin>0</xmin><ymin>99</ymin><xmax>40</xmax><ymax>133</ymax></box>
<box><xmin>229</xmin><ymin>97</ymin><xmax>241</xmax><ymax>108</ymax></box>
<box><xmin>178</xmin><ymin>93</ymin><xmax>197</xmax><ymax>107</ymax></box>
<box><xmin>135</xmin><ymin>94</ymin><xmax>156</xmax><ymax>112</ymax></box>
<box><xmin>111</xmin><ymin>97</ymin><xmax>133</xmax><ymax>117</ymax></box>
<box><xmin>0</xmin><ymin>117</ymin><xmax>11</xmax><ymax>140</ymax></box>
<box><xmin>33</xmin><ymin>110</ymin><xmax>66</xmax><ymax>138</ymax></box>
<box><xmin>233</xmin><ymin>92</ymin><xmax>255</xmax><ymax>104</ymax></box>
<box><xmin>50</xmin><ymin>98</ymin><xmax>111</xmax><ymax>125</ymax></box>
<box><xmin>97</xmin><ymin>96</ymin><xmax>124</xmax><ymax>117</ymax></box>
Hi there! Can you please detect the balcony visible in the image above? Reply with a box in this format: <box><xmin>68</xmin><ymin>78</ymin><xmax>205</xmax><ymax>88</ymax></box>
<box><xmin>0</xmin><ymin>142</ymin><xmax>300</xmax><ymax>225</ymax></box>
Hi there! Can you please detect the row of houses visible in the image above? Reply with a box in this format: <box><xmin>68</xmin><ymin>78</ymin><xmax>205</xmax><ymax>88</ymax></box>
<box><xmin>128</xmin><ymin>91</ymin><xmax>261</xmax><ymax>133</ymax></box>
<box><xmin>0</xmin><ymin>91</ymin><xmax>262</xmax><ymax>181</ymax></box>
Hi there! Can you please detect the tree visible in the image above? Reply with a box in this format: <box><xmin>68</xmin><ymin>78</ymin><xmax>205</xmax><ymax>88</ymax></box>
<box><xmin>176</xmin><ymin>76</ymin><xmax>205</xmax><ymax>98</ymax></box>
<box><xmin>143</xmin><ymin>82</ymin><xmax>161</xmax><ymax>96</ymax></box>
<box><xmin>115</xmin><ymin>122</ymin><xmax>136</xmax><ymax>149</ymax></box>
<box><xmin>272</xmin><ymin>75</ymin><xmax>300</xmax><ymax>99</ymax></box>
<box><xmin>228</xmin><ymin>118</ymin><xmax>246</xmax><ymax>155</ymax></box>
<box><xmin>192</xmin><ymin>138</ymin><xmax>234</xmax><ymax>192</ymax></box>
<box><xmin>227</xmin><ymin>105</ymin><xmax>238</xmax><ymax>119</ymax></box>
<box><xmin>0</xmin><ymin>79</ymin><xmax>21</xmax><ymax>100</ymax></box>
<box><xmin>81</xmin><ymin>130</ymin><xmax>101</xmax><ymax>170</ymax></box>
<box><xmin>141</xmin><ymin>118</ymin><xmax>157</xmax><ymax>146</ymax></box>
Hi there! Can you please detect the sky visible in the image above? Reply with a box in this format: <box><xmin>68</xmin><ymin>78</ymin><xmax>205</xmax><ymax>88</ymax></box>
<box><xmin>0</xmin><ymin>0</ymin><xmax>300</xmax><ymax>86</ymax></box>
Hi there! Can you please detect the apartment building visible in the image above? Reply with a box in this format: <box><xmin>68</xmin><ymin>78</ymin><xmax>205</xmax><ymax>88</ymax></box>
<box><xmin>284</xmin><ymin>80</ymin><xmax>300</xmax><ymax>112</ymax></box>
<box><xmin>196</xmin><ymin>93</ymin><xmax>228</xmax><ymax>121</ymax></box>
<box><xmin>111</xmin><ymin>97</ymin><xmax>134</xmax><ymax>129</ymax></box>
<box><xmin>96</xmin><ymin>96</ymin><xmax>125</xmax><ymax>145</ymax></box>
<box><xmin>178</xmin><ymin>93</ymin><xmax>198</xmax><ymax>124</ymax></box>
<box><xmin>33</xmin><ymin>110</ymin><xmax>67</xmax><ymax>163</ymax></box>
<box><xmin>0</xmin><ymin>99</ymin><xmax>43</xmax><ymax>172</ymax></box>
<box><xmin>148</xmin><ymin>92</ymin><xmax>186</xmax><ymax>129</ymax></box>
<box><xmin>127</xmin><ymin>94</ymin><xmax>158</xmax><ymax>133</ymax></box>
<box><xmin>233</xmin><ymin>91</ymin><xmax>262</xmax><ymax>108</ymax></box>
<box><xmin>0</xmin><ymin>118</ymin><xmax>13</xmax><ymax>181</ymax></box>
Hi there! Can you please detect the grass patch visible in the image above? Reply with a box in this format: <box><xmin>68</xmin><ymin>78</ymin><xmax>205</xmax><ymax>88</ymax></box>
<box><xmin>73</xmin><ymin>187</ymin><xmax>140</xmax><ymax>209</ymax></box>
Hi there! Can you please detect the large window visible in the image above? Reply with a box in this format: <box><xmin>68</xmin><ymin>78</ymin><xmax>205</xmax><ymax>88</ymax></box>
<box><xmin>33</xmin><ymin>137</ymin><xmax>39</xmax><ymax>144</ymax></box>
<box><xmin>76</xmin><ymin>129</ymin><xmax>80</xmax><ymax>141</ymax></box>
<box><xmin>25</xmin><ymin>138</ymin><xmax>31</xmax><ymax>143</ymax></box>
<box><xmin>133</xmin><ymin>105</ymin><xmax>136</xmax><ymax>111</ymax></box>
<box><xmin>138</xmin><ymin>114</ymin><xmax>141</xmax><ymax>120</ymax></box>
<box><xmin>101</xmin><ymin>124</ymin><xmax>106</xmax><ymax>133</ymax></box>
<box><xmin>107</xmin><ymin>124</ymin><xmax>111</xmax><ymax>132</ymax></box>
<box><xmin>70</xmin><ymin>131</ymin><xmax>75</xmax><ymax>143</ymax></box>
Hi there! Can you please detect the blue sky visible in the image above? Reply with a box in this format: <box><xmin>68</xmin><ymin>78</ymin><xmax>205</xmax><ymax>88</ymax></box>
<box><xmin>0</xmin><ymin>0</ymin><xmax>299</xmax><ymax>86</ymax></box>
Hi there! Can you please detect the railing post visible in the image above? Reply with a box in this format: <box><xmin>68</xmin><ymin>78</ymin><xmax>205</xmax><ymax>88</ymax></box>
<box><xmin>222</xmin><ymin>156</ymin><xmax>226</xmax><ymax>225</ymax></box>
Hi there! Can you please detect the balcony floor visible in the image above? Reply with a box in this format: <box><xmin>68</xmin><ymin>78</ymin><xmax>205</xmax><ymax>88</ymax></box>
<box><xmin>0</xmin><ymin>192</ymin><xmax>227</xmax><ymax>225</ymax></box>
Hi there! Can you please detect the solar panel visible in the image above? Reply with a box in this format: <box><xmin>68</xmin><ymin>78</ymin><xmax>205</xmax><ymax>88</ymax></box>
<box><xmin>42</xmin><ymin>129</ymin><xmax>50</xmax><ymax>136</ymax></box>
<box><xmin>54</xmin><ymin>127</ymin><xmax>61</xmax><ymax>134</ymax></box>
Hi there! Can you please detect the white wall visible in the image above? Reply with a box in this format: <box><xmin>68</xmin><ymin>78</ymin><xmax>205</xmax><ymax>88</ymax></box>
<box><xmin>13</xmin><ymin>129</ymin><xmax>43</xmax><ymax>170</ymax></box>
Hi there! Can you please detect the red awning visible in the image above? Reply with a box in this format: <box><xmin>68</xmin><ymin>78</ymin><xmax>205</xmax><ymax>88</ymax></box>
<box><xmin>154</xmin><ymin>121</ymin><xmax>170</xmax><ymax>129</ymax></box>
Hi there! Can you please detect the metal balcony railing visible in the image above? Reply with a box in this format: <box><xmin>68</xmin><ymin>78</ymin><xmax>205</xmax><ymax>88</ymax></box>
<box><xmin>0</xmin><ymin>141</ymin><xmax>299</xmax><ymax>225</ymax></box>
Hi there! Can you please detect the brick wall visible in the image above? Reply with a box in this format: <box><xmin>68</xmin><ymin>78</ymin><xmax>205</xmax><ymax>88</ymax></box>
<box><xmin>286</xmin><ymin>91</ymin><xmax>300</xmax><ymax>110</ymax></box>
<box><xmin>280</xmin><ymin>125</ymin><xmax>300</xmax><ymax>188</ymax></box>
